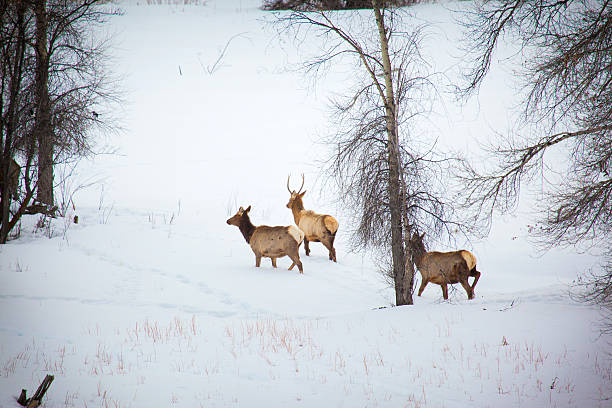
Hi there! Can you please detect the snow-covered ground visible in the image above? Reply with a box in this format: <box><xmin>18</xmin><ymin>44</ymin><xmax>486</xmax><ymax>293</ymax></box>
<box><xmin>1</xmin><ymin>1</ymin><xmax>609</xmax><ymax>407</ymax></box>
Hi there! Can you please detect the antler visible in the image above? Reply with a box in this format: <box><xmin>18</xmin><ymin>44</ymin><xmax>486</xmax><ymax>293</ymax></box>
<box><xmin>287</xmin><ymin>174</ymin><xmax>306</xmax><ymax>194</ymax></box>
<box><xmin>298</xmin><ymin>173</ymin><xmax>305</xmax><ymax>194</ymax></box>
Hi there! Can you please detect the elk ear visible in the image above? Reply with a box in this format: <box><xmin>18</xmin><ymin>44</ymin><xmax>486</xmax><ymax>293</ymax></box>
<box><xmin>238</xmin><ymin>206</ymin><xmax>244</xmax><ymax>212</ymax></box>
<box><xmin>420</xmin><ymin>232</ymin><xmax>425</xmax><ymax>240</ymax></box>
<box><xmin>245</xmin><ymin>205</ymin><xmax>251</xmax><ymax>213</ymax></box>
<box><xmin>299</xmin><ymin>190</ymin><xmax>307</xmax><ymax>197</ymax></box>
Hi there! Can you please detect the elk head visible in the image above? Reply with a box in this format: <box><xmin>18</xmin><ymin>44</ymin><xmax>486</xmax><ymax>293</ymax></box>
<box><xmin>409</xmin><ymin>231</ymin><xmax>427</xmax><ymax>263</ymax></box>
<box><xmin>226</xmin><ymin>205</ymin><xmax>251</xmax><ymax>226</ymax></box>
<box><xmin>286</xmin><ymin>174</ymin><xmax>306</xmax><ymax>209</ymax></box>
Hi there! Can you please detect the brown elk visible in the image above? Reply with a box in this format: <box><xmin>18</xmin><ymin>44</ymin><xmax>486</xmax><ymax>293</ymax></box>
<box><xmin>226</xmin><ymin>205</ymin><xmax>305</xmax><ymax>273</ymax></box>
<box><xmin>0</xmin><ymin>158</ymin><xmax>20</xmax><ymax>200</ymax></box>
<box><xmin>286</xmin><ymin>175</ymin><xmax>338</xmax><ymax>262</ymax></box>
<box><xmin>410</xmin><ymin>232</ymin><xmax>481</xmax><ymax>300</ymax></box>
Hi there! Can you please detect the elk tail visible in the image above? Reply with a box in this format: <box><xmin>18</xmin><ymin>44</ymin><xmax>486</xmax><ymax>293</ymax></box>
<box><xmin>288</xmin><ymin>225</ymin><xmax>305</xmax><ymax>245</ymax></box>
<box><xmin>324</xmin><ymin>216</ymin><xmax>339</xmax><ymax>235</ymax></box>
<box><xmin>460</xmin><ymin>250</ymin><xmax>477</xmax><ymax>273</ymax></box>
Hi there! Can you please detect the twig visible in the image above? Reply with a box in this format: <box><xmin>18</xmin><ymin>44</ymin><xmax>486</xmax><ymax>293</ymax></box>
<box><xmin>202</xmin><ymin>32</ymin><xmax>248</xmax><ymax>75</ymax></box>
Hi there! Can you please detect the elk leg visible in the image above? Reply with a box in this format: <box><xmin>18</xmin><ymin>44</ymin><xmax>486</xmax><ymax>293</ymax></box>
<box><xmin>328</xmin><ymin>235</ymin><xmax>337</xmax><ymax>262</ymax></box>
<box><xmin>321</xmin><ymin>235</ymin><xmax>337</xmax><ymax>262</ymax></box>
<box><xmin>288</xmin><ymin>252</ymin><xmax>296</xmax><ymax>270</ymax></box>
<box><xmin>329</xmin><ymin>239</ymin><xmax>337</xmax><ymax>262</ymax></box>
<box><xmin>460</xmin><ymin>278</ymin><xmax>474</xmax><ymax>300</ymax></box>
<box><xmin>417</xmin><ymin>278</ymin><xmax>429</xmax><ymax>296</ymax></box>
<box><xmin>304</xmin><ymin>239</ymin><xmax>311</xmax><ymax>256</ymax></box>
<box><xmin>271</xmin><ymin>257</ymin><xmax>277</xmax><ymax>268</ymax></box>
<box><xmin>287</xmin><ymin>252</ymin><xmax>303</xmax><ymax>274</ymax></box>
<box><xmin>255</xmin><ymin>254</ymin><xmax>262</xmax><ymax>267</ymax></box>
<box><xmin>441</xmin><ymin>284</ymin><xmax>449</xmax><ymax>300</ymax></box>
<box><xmin>470</xmin><ymin>270</ymin><xmax>481</xmax><ymax>291</ymax></box>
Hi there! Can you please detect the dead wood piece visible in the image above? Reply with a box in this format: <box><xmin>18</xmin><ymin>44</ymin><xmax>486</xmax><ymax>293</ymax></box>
<box><xmin>17</xmin><ymin>390</ymin><xmax>27</xmax><ymax>405</ymax></box>
<box><xmin>18</xmin><ymin>375</ymin><xmax>54</xmax><ymax>407</ymax></box>
<box><xmin>24</xmin><ymin>204</ymin><xmax>58</xmax><ymax>217</ymax></box>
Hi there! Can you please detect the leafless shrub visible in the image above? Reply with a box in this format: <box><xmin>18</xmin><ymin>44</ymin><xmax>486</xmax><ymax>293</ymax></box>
<box><xmin>573</xmin><ymin>251</ymin><xmax>612</xmax><ymax>335</ymax></box>
<box><xmin>144</xmin><ymin>0</ymin><xmax>206</xmax><ymax>5</ymax></box>
<box><xmin>262</xmin><ymin>0</ymin><xmax>425</xmax><ymax>11</ymax></box>
<box><xmin>56</xmin><ymin>162</ymin><xmax>102</xmax><ymax>218</ymax></box>
<box><xmin>97</xmin><ymin>184</ymin><xmax>113</xmax><ymax>224</ymax></box>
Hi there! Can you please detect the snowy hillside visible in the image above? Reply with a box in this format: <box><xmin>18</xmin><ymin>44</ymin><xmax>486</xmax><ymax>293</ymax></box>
<box><xmin>0</xmin><ymin>1</ymin><xmax>609</xmax><ymax>407</ymax></box>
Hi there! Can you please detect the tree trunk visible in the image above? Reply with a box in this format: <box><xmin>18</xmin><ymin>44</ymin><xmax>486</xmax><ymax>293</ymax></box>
<box><xmin>0</xmin><ymin>168</ymin><xmax>10</xmax><ymax>242</ymax></box>
<box><xmin>372</xmin><ymin>0</ymin><xmax>412</xmax><ymax>306</ymax></box>
<box><xmin>345</xmin><ymin>0</ymin><xmax>371</xmax><ymax>9</ymax></box>
<box><xmin>0</xmin><ymin>1</ymin><xmax>27</xmax><ymax>243</ymax></box>
<box><xmin>33</xmin><ymin>0</ymin><xmax>53</xmax><ymax>207</ymax></box>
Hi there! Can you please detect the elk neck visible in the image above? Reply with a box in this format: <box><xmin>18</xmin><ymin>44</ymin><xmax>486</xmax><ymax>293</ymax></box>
<box><xmin>412</xmin><ymin>252</ymin><xmax>424</xmax><ymax>269</ymax></box>
<box><xmin>289</xmin><ymin>198</ymin><xmax>305</xmax><ymax>225</ymax></box>
<box><xmin>238</xmin><ymin>213</ymin><xmax>256</xmax><ymax>244</ymax></box>
<box><xmin>409</xmin><ymin>245</ymin><xmax>426</xmax><ymax>269</ymax></box>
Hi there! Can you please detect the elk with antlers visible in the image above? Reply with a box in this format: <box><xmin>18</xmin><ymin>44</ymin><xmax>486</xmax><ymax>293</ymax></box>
<box><xmin>227</xmin><ymin>205</ymin><xmax>305</xmax><ymax>273</ymax></box>
<box><xmin>286</xmin><ymin>175</ymin><xmax>338</xmax><ymax>262</ymax></box>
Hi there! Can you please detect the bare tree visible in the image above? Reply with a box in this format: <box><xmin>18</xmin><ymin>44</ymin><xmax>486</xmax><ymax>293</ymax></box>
<box><xmin>459</xmin><ymin>0</ymin><xmax>611</xmax><ymax>239</ymax></box>
<box><xmin>0</xmin><ymin>0</ymin><xmax>120</xmax><ymax>243</ymax></box>
<box><xmin>275</xmin><ymin>0</ymin><xmax>465</xmax><ymax>305</ymax></box>
<box><xmin>0</xmin><ymin>0</ymin><xmax>37</xmax><ymax>243</ymax></box>
<box><xmin>458</xmin><ymin>1</ymin><xmax>611</xmax><ymax>317</ymax></box>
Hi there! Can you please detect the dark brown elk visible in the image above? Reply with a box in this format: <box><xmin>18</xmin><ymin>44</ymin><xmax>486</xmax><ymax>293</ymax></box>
<box><xmin>0</xmin><ymin>158</ymin><xmax>20</xmax><ymax>200</ymax></box>
<box><xmin>226</xmin><ymin>205</ymin><xmax>305</xmax><ymax>273</ymax></box>
<box><xmin>410</xmin><ymin>232</ymin><xmax>481</xmax><ymax>300</ymax></box>
<box><xmin>286</xmin><ymin>175</ymin><xmax>338</xmax><ymax>262</ymax></box>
